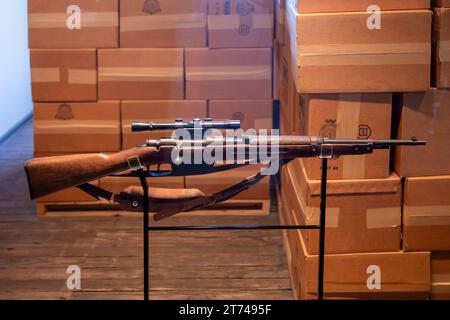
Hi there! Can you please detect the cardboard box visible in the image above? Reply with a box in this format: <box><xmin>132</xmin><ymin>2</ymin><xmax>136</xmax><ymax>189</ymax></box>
<box><xmin>34</xmin><ymin>153</ymin><xmax>100</xmax><ymax>203</ymax></box>
<box><xmin>207</xmin><ymin>0</ymin><xmax>274</xmax><ymax>48</ymax></box>
<box><xmin>28</xmin><ymin>0</ymin><xmax>118</xmax><ymax>48</ymax></box>
<box><xmin>98</xmin><ymin>49</ymin><xmax>184</xmax><ymax>100</ymax></box>
<box><xmin>433</xmin><ymin>0</ymin><xmax>450</xmax><ymax>7</ymax></box>
<box><xmin>281</xmin><ymin>160</ymin><xmax>402</xmax><ymax>255</ymax></box>
<box><xmin>121</xmin><ymin>100</ymin><xmax>207</xmax><ymax>148</ymax></box>
<box><xmin>434</xmin><ymin>8</ymin><xmax>450</xmax><ymax>88</ymax></box>
<box><xmin>292</xmin><ymin>0</ymin><xmax>430</xmax><ymax>13</ymax></box>
<box><xmin>299</xmin><ymin>94</ymin><xmax>392</xmax><ymax>180</ymax></box>
<box><xmin>431</xmin><ymin>252</ymin><xmax>450</xmax><ymax>300</ymax></box>
<box><xmin>275</xmin><ymin>0</ymin><xmax>286</xmax><ymax>45</ymax></box>
<box><xmin>279</xmin><ymin>191</ymin><xmax>430</xmax><ymax>300</ymax></box>
<box><xmin>34</xmin><ymin>101</ymin><xmax>121</xmax><ymax>153</ymax></box>
<box><xmin>30</xmin><ymin>49</ymin><xmax>97</xmax><ymax>102</ymax></box>
<box><xmin>186</xmin><ymin>165</ymin><xmax>270</xmax><ymax>200</ymax></box>
<box><xmin>208</xmin><ymin>100</ymin><xmax>273</xmax><ymax>131</ymax></box>
<box><xmin>286</xmin><ymin>6</ymin><xmax>432</xmax><ymax>93</ymax></box>
<box><xmin>120</xmin><ymin>0</ymin><xmax>207</xmax><ymax>48</ymax></box>
<box><xmin>185</xmin><ymin>48</ymin><xmax>272</xmax><ymax>100</ymax></box>
<box><xmin>403</xmin><ymin>175</ymin><xmax>450</xmax><ymax>252</ymax></box>
<box><xmin>395</xmin><ymin>89</ymin><xmax>450</xmax><ymax>177</ymax></box>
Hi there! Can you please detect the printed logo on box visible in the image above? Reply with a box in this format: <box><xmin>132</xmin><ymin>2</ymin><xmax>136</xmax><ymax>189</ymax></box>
<box><xmin>319</xmin><ymin>120</ymin><xmax>337</xmax><ymax>139</ymax></box>
<box><xmin>358</xmin><ymin>125</ymin><xmax>372</xmax><ymax>139</ymax></box>
<box><xmin>232</xmin><ymin>112</ymin><xmax>245</xmax><ymax>122</ymax></box>
<box><xmin>55</xmin><ymin>104</ymin><xmax>75</xmax><ymax>121</ymax></box>
<box><xmin>239</xmin><ymin>24</ymin><xmax>251</xmax><ymax>35</ymax></box>
<box><xmin>143</xmin><ymin>0</ymin><xmax>162</xmax><ymax>14</ymax></box>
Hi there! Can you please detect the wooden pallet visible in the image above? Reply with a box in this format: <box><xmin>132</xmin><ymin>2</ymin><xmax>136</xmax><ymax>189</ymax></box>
<box><xmin>37</xmin><ymin>199</ymin><xmax>271</xmax><ymax>218</ymax></box>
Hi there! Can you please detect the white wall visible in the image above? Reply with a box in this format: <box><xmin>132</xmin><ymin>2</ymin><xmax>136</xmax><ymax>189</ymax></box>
<box><xmin>0</xmin><ymin>0</ymin><xmax>32</xmax><ymax>140</ymax></box>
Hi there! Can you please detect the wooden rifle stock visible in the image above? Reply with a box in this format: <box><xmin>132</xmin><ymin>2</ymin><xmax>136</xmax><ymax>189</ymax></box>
<box><xmin>24</xmin><ymin>147</ymin><xmax>162</xmax><ymax>200</ymax></box>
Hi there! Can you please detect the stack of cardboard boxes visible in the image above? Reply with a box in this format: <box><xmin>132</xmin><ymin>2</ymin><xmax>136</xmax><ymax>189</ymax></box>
<box><xmin>276</xmin><ymin>0</ymin><xmax>450</xmax><ymax>299</ymax></box>
<box><xmin>395</xmin><ymin>0</ymin><xmax>450</xmax><ymax>300</ymax></box>
<box><xmin>28</xmin><ymin>0</ymin><xmax>275</xmax><ymax>214</ymax></box>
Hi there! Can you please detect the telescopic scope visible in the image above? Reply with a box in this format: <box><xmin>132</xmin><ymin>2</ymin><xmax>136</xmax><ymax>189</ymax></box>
<box><xmin>132</xmin><ymin>118</ymin><xmax>241</xmax><ymax>132</ymax></box>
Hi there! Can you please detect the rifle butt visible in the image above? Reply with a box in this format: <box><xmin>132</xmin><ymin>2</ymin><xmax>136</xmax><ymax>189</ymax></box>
<box><xmin>24</xmin><ymin>148</ymin><xmax>160</xmax><ymax>200</ymax></box>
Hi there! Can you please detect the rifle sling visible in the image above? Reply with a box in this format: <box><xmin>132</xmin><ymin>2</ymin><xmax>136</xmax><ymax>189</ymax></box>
<box><xmin>75</xmin><ymin>168</ymin><xmax>275</xmax><ymax>221</ymax></box>
<box><xmin>77</xmin><ymin>183</ymin><xmax>115</xmax><ymax>203</ymax></box>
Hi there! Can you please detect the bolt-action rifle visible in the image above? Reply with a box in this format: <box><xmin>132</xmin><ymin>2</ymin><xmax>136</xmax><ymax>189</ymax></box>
<box><xmin>24</xmin><ymin>118</ymin><xmax>425</xmax><ymax>221</ymax></box>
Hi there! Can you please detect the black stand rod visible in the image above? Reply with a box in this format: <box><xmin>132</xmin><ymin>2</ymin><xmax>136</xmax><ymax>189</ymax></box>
<box><xmin>137</xmin><ymin>169</ymin><xmax>150</xmax><ymax>301</ymax></box>
<box><xmin>147</xmin><ymin>225</ymin><xmax>320</xmax><ymax>231</ymax></box>
<box><xmin>317</xmin><ymin>158</ymin><xmax>328</xmax><ymax>301</ymax></box>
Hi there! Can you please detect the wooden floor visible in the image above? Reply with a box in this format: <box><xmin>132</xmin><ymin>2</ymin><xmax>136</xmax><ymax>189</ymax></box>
<box><xmin>0</xmin><ymin>119</ymin><xmax>293</xmax><ymax>300</ymax></box>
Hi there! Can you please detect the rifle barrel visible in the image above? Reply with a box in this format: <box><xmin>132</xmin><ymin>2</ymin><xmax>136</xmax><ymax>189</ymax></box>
<box><xmin>324</xmin><ymin>139</ymin><xmax>426</xmax><ymax>147</ymax></box>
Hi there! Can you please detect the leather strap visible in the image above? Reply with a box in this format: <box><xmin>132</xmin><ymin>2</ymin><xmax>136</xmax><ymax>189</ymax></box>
<box><xmin>77</xmin><ymin>183</ymin><xmax>114</xmax><ymax>202</ymax></box>
<box><xmin>76</xmin><ymin>166</ymin><xmax>277</xmax><ymax>221</ymax></box>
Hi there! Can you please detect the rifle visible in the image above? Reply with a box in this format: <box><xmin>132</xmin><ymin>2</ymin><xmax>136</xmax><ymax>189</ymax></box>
<box><xmin>24</xmin><ymin>118</ymin><xmax>425</xmax><ymax>221</ymax></box>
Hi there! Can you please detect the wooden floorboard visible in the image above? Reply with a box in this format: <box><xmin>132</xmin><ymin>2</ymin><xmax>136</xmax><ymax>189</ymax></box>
<box><xmin>0</xmin><ymin>119</ymin><xmax>293</xmax><ymax>300</ymax></box>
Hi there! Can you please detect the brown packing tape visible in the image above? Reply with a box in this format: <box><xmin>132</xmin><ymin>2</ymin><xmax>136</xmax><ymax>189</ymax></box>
<box><xmin>121</xmin><ymin>13</ymin><xmax>206</xmax><ymax>32</ymax></box>
<box><xmin>432</xmin><ymin>283</ymin><xmax>450</xmax><ymax>294</ymax></box>
<box><xmin>299</xmin><ymin>43</ymin><xmax>431</xmax><ymax>67</ymax></box>
<box><xmin>366</xmin><ymin>207</ymin><xmax>401</xmax><ymax>229</ymax></box>
<box><xmin>336</xmin><ymin>94</ymin><xmax>365</xmax><ymax>179</ymax></box>
<box><xmin>306</xmin><ymin>172</ymin><xmax>401</xmax><ymax>195</ymax></box>
<box><xmin>187</xmin><ymin>65</ymin><xmax>272</xmax><ymax>81</ymax></box>
<box><xmin>31</xmin><ymin>68</ymin><xmax>60</xmax><ymax>83</ymax></box>
<box><xmin>28</xmin><ymin>12</ymin><xmax>118</xmax><ymax>29</ymax></box>
<box><xmin>440</xmin><ymin>40</ymin><xmax>450</xmax><ymax>62</ymax></box>
<box><xmin>68</xmin><ymin>69</ymin><xmax>97</xmax><ymax>85</ymax></box>
<box><xmin>432</xmin><ymin>274</ymin><xmax>450</xmax><ymax>283</ymax></box>
<box><xmin>404</xmin><ymin>206</ymin><xmax>450</xmax><ymax>226</ymax></box>
<box><xmin>34</xmin><ymin>120</ymin><xmax>120</xmax><ymax>135</ymax></box>
<box><xmin>98</xmin><ymin>67</ymin><xmax>183</xmax><ymax>82</ymax></box>
<box><xmin>208</xmin><ymin>14</ymin><xmax>273</xmax><ymax>30</ymax></box>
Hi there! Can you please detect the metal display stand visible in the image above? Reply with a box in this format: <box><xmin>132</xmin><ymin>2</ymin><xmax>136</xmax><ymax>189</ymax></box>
<box><xmin>136</xmin><ymin>158</ymin><xmax>329</xmax><ymax>301</ymax></box>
